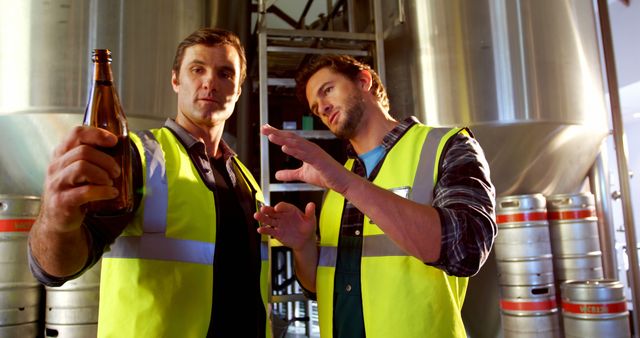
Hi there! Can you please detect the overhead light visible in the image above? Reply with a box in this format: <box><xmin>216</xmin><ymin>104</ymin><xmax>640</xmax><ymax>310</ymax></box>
<box><xmin>633</xmin><ymin>112</ymin><xmax>640</xmax><ymax>119</ymax></box>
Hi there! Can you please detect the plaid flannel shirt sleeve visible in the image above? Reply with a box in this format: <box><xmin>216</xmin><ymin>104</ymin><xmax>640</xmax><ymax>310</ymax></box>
<box><xmin>428</xmin><ymin>132</ymin><xmax>497</xmax><ymax>277</ymax></box>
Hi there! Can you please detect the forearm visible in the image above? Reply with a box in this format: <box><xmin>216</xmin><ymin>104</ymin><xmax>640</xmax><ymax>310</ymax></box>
<box><xmin>292</xmin><ymin>242</ymin><xmax>319</xmax><ymax>293</ymax></box>
<box><xmin>342</xmin><ymin>174</ymin><xmax>442</xmax><ymax>262</ymax></box>
<box><xmin>28</xmin><ymin>220</ymin><xmax>90</xmax><ymax>278</ymax></box>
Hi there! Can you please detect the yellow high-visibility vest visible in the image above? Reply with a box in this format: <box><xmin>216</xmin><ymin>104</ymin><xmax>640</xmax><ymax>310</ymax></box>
<box><xmin>98</xmin><ymin>128</ymin><xmax>270</xmax><ymax>338</ymax></box>
<box><xmin>317</xmin><ymin>124</ymin><xmax>468</xmax><ymax>338</ymax></box>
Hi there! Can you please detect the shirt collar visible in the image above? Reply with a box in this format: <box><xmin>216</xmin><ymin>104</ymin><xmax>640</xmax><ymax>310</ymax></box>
<box><xmin>346</xmin><ymin>116</ymin><xmax>419</xmax><ymax>158</ymax></box>
<box><xmin>163</xmin><ymin>118</ymin><xmax>237</xmax><ymax>160</ymax></box>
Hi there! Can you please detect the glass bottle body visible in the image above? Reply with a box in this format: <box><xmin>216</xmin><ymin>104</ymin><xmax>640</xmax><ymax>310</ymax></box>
<box><xmin>82</xmin><ymin>49</ymin><xmax>133</xmax><ymax>216</ymax></box>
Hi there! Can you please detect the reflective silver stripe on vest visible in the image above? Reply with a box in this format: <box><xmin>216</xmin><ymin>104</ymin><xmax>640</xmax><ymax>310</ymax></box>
<box><xmin>317</xmin><ymin>128</ymin><xmax>455</xmax><ymax>266</ymax></box>
<box><xmin>137</xmin><ymin>130</ymin><xmax>169</xmax><ymax>233</ymax></box>
<box><xmin>362</xmin><ymin>234</ymin><xmax>408</xmax><ymax>257</ymax></box>
<box><xmin>410</xmin><ymin>127</ymin><xmax>450</xmax><ymax>206</ymax></box>
<box><xmin>318</xmin><ymin>233</ymin><xmax>410</xmax><ymax>267</ymax></box>
<box><xmin>107</xmin><ymin>235</ymin><xmax>215</xmax><ymax>264</ymax></box>
<box><xmin>105</xmin><ymin>130</ymin><xmax>215</xmax><ymax>265</ymax></box>
<box><xmin>318</xmin><ymin>246</ymin><xmax>338</xmax><ymax>267</ymax></box>
<box><xmin>261</xmin><ymin>242</ymin><xmax>268</xmax><ymax>261</ymax></box>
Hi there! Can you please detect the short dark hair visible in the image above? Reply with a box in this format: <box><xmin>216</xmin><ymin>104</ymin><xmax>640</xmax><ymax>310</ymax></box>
<box><xmin>295</xmin><ymin>54</ymin><xmax>389</xmax><ymax>111</ymax></box>
<box><xmin>172</xmin><ymin>28</ymin><xmax>247</xmax><ymax>85</ymax></box>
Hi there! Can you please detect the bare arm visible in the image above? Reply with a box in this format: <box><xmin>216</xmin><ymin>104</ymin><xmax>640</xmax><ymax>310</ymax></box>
<box><xmin>29</xmin><ymin>126</ymin><xmax>122</xmax><ymax>277</ymax></box>
<box><xmin>292</xmin><ymin>238</ymin><xmax>319</xmax><ymax>292</ymax></box>
<box><xmin>261</xmin><ymin>125</ymin><xmax>442</xmax><ymax>262</ymax></box>
<box><xmin>29</xmin><ymin>220</ymin><xmax>90</xmax><ymax>278</ymax></box>
<box><xmin>343</xmin><ymin>176</ymin><xmax>443</xmax><ymax>261</ymax></box>
<box><xmin>255</xmin><ymin>202</ymin><xmax>319</xmax><ymax>292</ymax></box>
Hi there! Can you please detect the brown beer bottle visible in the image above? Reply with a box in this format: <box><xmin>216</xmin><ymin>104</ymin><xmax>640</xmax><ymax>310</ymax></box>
<box><xmin>82</xmin><ymin>49</ymin><xmax>133</xmax><ymax>215</ymax></box>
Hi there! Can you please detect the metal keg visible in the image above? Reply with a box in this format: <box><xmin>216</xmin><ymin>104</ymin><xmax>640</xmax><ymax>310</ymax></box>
<box><xmin>45</xmin><ymin>324</ymin><xmax>98</xmax><ymax>338</ymax></box>
<box><xmin>0</xmin><ymin>323</ymin><xmax>39</xmax><ymax>337</ymax></box>
<box><xmin>0</xmin><ymin>195</ymin><xmax>41</xmax><ymax>338</ymax></box>
<box><xmin>495</xmin><ymin>211</ymin><xmax>553</xmax><ymax>261</ymax></box>
<box><xmin>553</xmin><ymin>251</ymin><xmax>604</xmax><ymax>281</ymax></box>
<box><xmin>501</xmin><ymin>313</ymin><xmax>562</xmax><ymax>338</ymax></box>
<box><xmin>496</xmin><ymin>257</ymin><xmax>555</xmax><ymax>286</ymax></box>
<box><xmin>499</xmin><ymin>284</ymin><xmax>562</xmax><ymax>337</ymax></box>
<box><xmin>500</xmin><ymin>284</ymin><xmax>559</xmax><ymax>317</ymax></box>
<box><xmin>45</xmin><ymin>260</ymin><xmax>101</xmax><ymax>338</ymax></box>
<box><xmin>495</xmin><ymin>194</ymin><xmax>556</xmax><ymax>286</ymax></box>
<box><xmin>561</xmin><ymin>280</ymin><xmax>631</xmax><ymax>338</ymax></box>
<box><xmin>497</xmin><ymin>194</ymin><xmax>549</xmax><ymax>226</ymax></box>
<box><xmin>546</xmin><ymin>193</ymin><xmax>603</xmax><ymax>282</ymax></box>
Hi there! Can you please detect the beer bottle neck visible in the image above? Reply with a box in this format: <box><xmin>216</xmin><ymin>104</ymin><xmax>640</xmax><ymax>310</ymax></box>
<box><xmin>93</xmin><ymin>62</ymin><xmax>114</xmax><ymax>83</ymax></box>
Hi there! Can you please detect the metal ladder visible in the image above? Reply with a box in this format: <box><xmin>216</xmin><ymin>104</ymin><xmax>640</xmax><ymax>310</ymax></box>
<box><xmin>254</xmin><ymin>1</ymin><xmax>386</xmax><ymax>336</ymax></box>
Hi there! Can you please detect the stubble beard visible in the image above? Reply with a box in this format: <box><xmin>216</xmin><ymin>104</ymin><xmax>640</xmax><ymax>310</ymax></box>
<box><xmin>333</xmin><ymin>94</ymin><xmax>365</xmax><ymax>140</ymax></box>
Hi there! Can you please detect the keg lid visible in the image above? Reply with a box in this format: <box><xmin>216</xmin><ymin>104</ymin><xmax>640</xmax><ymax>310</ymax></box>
<box><xmin>0</xmin><ymin>195</ymin><xmax>41</xmax><ymax>216</ymax></box>
<box><xmin>561</xmin><ymin>279</ymin><xmax>625</xmax><ymax>302</ymax></box>
<box><xmin>496</xmin><ymin>194</ymin><xmax>548</xmax><ymax>226</ymax></box>
<box><xmin>497</xmin><ymin>194</ymin><xmax>546</xmax><ymax>213</ymax></box>
<box><xmin>546</xmin><ymin>192</ymin><xmax>594</xmax><ymax>211</ymax></box>
<box><xmin>0</xmin><ymin>195</ymin><xmax>41</xmax><ymax>233</ymax></box>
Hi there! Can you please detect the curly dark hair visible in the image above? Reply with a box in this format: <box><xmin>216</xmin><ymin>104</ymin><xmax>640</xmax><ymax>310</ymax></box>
<box><xmin>295</xmin><ymin>54</ymin><xmax>389</xmax><ymax>111</ymax></box>
<box><xmin>172</xmin><ymin>27</ymin><xmax>247</xmax><ymax>85</ymax></box>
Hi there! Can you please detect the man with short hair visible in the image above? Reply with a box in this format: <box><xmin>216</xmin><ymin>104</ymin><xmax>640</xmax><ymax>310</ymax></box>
<box><xmin>255</xmin><ymin>54</ymin><xmax>496</xmax><ymax>338</ymax></box>
<box><xmin>29</xmin><ymin>28</ymin><xmax>270</xmax><ymax>338</ymax></box>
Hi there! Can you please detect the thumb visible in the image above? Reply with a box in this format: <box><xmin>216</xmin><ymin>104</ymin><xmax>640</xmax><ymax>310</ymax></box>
<box><xmin>304</xmin><ymin>202</ymin><xmax>316</xmax><ymax>219</ymax></box>
<box><xmin>275</xmin><ymin>168</ymin><xmax>300</xmax><ymax>182</ymax></box>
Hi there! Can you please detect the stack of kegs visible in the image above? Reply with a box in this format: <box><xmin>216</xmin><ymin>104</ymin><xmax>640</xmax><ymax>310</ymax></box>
<box><xmin>0</xmin><ymin>195</ymin><xmax>41</xmax><ymax>338</ymax></box>
<box><xmin>561</xmin><ymin>280</ymin><xmax>631</xmax><ymax>338</ymax></box>
<box><xmin>495</xmin><ymin>194</ymin><xmax>562</xmax><ymax>337</ymax></box>
<box><xmin>546</xmin><ymin>193</ymin><xmax>603</xmax><ymax>284</ymax></box>
<box><xmin>545</xmin><ymin>193</ymin><xmax>632</xmax><ymax>336</ymax></box>
<box><xmin>44</xmin><ymin>260</ymin><xmax>101</xmax><ymax>338</ymax></box>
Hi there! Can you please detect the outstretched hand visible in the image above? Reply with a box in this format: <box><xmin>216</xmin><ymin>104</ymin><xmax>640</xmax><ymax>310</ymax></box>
<box><xmin>255</xmin><ymin>202</ymin><xmax>317</xmax><ymax>252</ymax></box>
<box><xmin>261</xmin><ymin>124</ymin><xmax>353</xmax><ymax>194</ymax></box>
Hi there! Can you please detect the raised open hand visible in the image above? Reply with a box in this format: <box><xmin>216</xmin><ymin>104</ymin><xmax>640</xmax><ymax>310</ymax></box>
<box><xmin>261</xmin><ymin>124</ymin><xmax>354</xmax><ymax>194</ymax></box>
<box><xmin>255</xmin><ymin>201</ymin><xmax>317</xmax><ymax>251</ymax></box>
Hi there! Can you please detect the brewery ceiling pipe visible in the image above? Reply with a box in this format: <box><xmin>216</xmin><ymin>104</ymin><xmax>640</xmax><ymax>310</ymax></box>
<box><xmin>589</xmin><ymin>149</ymin><xmax>619</xmax><ymax>280</ymax></box>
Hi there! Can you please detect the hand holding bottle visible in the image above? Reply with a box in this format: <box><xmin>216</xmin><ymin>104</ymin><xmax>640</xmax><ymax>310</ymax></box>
<box><xmin>82</xmin><ymin>49</ymin><xmax>133</xmax><ymax>215</ymax></box>
<box><xmin>28</xmin><ymin>49</ymin><xmax>133</xmax><ymax>278</ymax></box>
<box><xmin>39</xmin><ymin>126</ymin><xmax>123</xmax><ymax>233</ymax></box>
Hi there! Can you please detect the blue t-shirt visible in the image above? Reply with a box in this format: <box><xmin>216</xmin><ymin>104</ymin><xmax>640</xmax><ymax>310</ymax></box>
<box><xmin>359</xmin><ymin>145</ymin><xmax>384</xmax><ymax>177</ymax></box>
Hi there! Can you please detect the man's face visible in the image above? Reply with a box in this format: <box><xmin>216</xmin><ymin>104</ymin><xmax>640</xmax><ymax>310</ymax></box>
<box><xmin>172</xmin><ymin>44</ymin><xmax>242</xmax><ymax>128</ymax></box>
<box><xmin>305</xmin><ymin>67</ymin><xmax>364</xmax><ymax>140</ymax></box>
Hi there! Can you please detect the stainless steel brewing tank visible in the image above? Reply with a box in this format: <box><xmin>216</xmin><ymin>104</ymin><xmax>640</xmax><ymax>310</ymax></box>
<box><xmin>382</xmin><ymin>0</ymin><xmax>608</xmax><ymax>196</ymax></box>
<box><xmin>0</xmin><ymin>0</ymin><xmax>206</xmax><ymax>196</ymax></box>
<box><xmin>381</xmin><ymin>1</ymin><xmax>608</xmax><ymax>337</ymax></box>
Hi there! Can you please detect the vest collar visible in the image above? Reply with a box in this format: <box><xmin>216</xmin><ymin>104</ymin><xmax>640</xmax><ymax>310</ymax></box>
<box><xmin>163</xmin><ymin>118</ymin><xmax>237</xmax><ymax>162</ymax></box>
<box><xmin>346</xmin><ymin>116</ymin><xmax>419</xmax><ymax>159</ymax></box>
